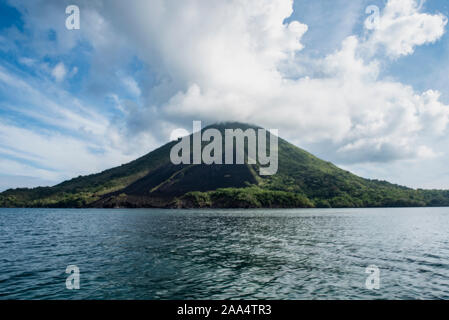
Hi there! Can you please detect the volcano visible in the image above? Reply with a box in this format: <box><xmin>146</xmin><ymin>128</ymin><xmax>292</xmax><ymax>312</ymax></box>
<box><xmin>1</xmin><ymin>122</ymin><xmax>449</xmax><ymax>208</ymax></box>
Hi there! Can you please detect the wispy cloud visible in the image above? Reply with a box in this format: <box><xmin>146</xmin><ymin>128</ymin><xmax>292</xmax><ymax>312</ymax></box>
<box><xmin>51</xmin><ymin>62</ymin><xmax>67</xmax><ymax>82</ymax></box>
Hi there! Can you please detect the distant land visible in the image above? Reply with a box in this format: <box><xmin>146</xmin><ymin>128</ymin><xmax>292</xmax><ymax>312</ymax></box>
<box><xmin>1</xmin><ymin>122</ymin><xmax>449</xmax><ymax>208</ymax></box>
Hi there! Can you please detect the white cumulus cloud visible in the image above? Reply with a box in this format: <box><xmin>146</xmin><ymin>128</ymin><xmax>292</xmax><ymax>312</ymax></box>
<box><xmin>94</xmin><ymin>0</ymin><xmax>449</xmax><ymax>165</ymax></box>
<box><xmin>364</xmin><ymin>0</ymin><xmax>447</xmax><ymax>58</ymax></box>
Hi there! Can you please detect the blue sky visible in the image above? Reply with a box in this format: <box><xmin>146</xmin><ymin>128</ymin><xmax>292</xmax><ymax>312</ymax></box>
<box><xmin>1</xmin><ymin>0</ymin><xmax>449</xmax><ymax>190</ymax></box>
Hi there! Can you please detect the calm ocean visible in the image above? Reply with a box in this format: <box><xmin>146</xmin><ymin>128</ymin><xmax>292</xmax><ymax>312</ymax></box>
<box><xmin>0</xmin><ymin>207</ymin><xmax>448</xmax><ymax>299</ymax></box>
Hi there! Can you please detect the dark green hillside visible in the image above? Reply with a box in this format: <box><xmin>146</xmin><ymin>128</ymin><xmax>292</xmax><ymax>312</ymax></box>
<box><xmin>1</xmin><ymin>122</ymin><xmax>449</xmax><ymax>208</ymax></box>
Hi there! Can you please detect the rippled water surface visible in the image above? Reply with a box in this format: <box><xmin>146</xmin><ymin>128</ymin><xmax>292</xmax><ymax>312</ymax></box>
<box><xmin>0</xmin><ymin>208</ymin><xmax>448</xmax><ymax>299</ymax></box>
